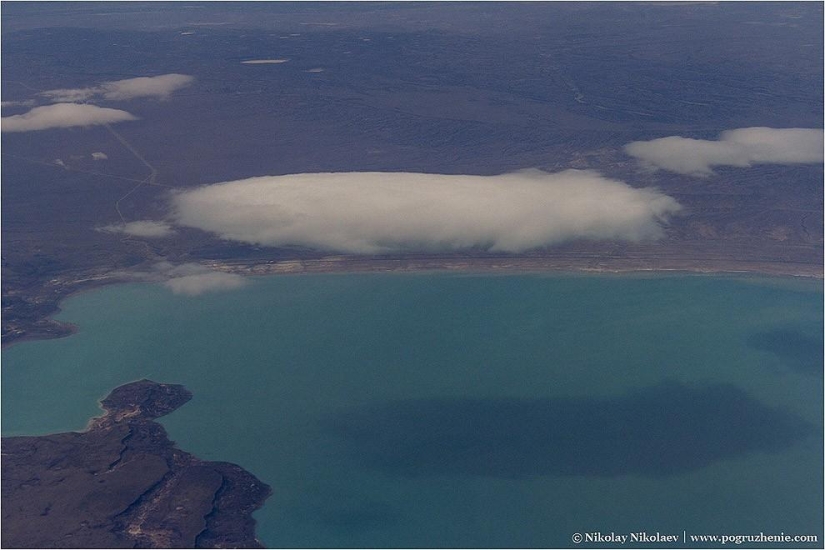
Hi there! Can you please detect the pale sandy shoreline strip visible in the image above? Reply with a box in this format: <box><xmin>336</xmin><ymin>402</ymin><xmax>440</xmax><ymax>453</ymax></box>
<box><xmin>3</xmin><ymin>254</ymin><xmax>821</xmax><ymax>349</ymax></box>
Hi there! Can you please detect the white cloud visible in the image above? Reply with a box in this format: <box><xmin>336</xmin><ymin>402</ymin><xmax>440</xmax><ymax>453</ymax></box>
<box><xmin>39</xmin><ymin>74</ymin><xmax>194</xmax><ymax>103</ymax></box>
<box><xmin>625</xmin><ymin>127</ymin><xmax>825</xmax><ymax>176</ymax></box>
<box><xmin>171</xmin><ymin>170</ymin><xmax>682</xmax><ymax>254</ymax></box>
<box><xmin>98</xmin><ymin>220</ymin><xmax>175</xmax><ymax>238</ymax></box>
<box><xmin>154</xmin><ymin>262</ymin><xmax>247</xmax><ymax>296</ymax></box>
<box><xmin>99</xmin><ymin>74</ymin><xmax>195</xmax><ymax>100</ymax></box>
<box><xmin>241</xmin><ymin>59</ymin><xmax>289</xmax><ymax>64</ymax></box>
<box><xmin>109</xmin><ymin>262</ymin><xmax>248</xmax><ymax>296</ymax></box>
<box><xmin>164</xmin><ymin>271</ymin><xmax>247</xmax><ymax>295</ymax></box>
<box><xmin>1</xmin><ymin>103</ymin><xmax>137</xmax><ymax>132</ymax></box>
<box><xmin>91</xmin><ymin>151</ymin><xmax>108</xmax><ymax>161</ymax></box>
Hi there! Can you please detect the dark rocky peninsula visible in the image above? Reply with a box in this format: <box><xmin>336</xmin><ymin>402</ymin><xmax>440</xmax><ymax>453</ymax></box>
<box><xmin>1</xmin><ymin>380</ymin><xmax>271</xmax><ymax>548</ymax></box>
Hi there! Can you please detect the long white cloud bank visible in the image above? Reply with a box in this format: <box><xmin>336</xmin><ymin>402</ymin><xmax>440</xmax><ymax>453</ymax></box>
<box><xmin>1</xmin><ymin>103</ymin><xmax>137</xmax><ymax>132</ymax></box>
<box><xmin>39</xmin><ymin>74</ymin><xmax>194</xmax><ymax>103</ymax></box>
<box><xmin>171</xmin><ymin>170</ymin><xmax>682</xmax><ymax>254</ymax></box>
<box><xmin>625</xmin><ymin>127</ymin><xmax>824</xmax><ymax>175</ymax></box>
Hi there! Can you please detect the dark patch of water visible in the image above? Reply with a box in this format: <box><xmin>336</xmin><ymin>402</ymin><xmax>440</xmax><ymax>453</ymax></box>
<box><xmin>747</xmin><ymin>328</ymin><xmax>824</xmax><ymax>376</ymax></box>
<box><xmin>325</xmin><ymin>382</ymin><xmax>816</xmax><ymax>478</ymax></box>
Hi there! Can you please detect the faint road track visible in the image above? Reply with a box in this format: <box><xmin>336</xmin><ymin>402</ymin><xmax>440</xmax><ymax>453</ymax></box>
<box><xmin>104</xmin><ymin>124</ymin><xmax>160</xmax><ymax>222</ymax></box>
<box><xmin>4</xmin><ymin>78</ymin><xmax>167</xmax><ymax>223</ymax></box>
<box><xmin>104</xmin><ymin>124</ymin><xmax>157</xmax><ymax>185</ymax></box>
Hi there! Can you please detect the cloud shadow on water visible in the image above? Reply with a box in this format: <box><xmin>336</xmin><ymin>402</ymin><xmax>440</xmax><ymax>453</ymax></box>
<box><xmin>747</xmin><ymin>329</ymin><xmax>824</xmax><ymax>377</ymax></box>
<box><xmin>323</xmin><ymin>382</ymin><xmax>816</xmax><ymax>478</ymax></box>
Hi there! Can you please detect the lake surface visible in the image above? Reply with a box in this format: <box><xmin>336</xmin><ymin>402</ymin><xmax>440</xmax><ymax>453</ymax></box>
<box><xmin>3</xmin><ymin>273</ymin><xmax>822</xmax><ymax>547</ymax></box>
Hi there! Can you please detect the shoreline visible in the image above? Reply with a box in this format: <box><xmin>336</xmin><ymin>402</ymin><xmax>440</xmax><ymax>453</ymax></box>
<box><xmin>3</xmin><ymin>253</ymin><xmax>822</xmax><ymax>349</ymax></box>
<box><xmin>205</xmin><ymin>254</ymin><xmax>824</xmax><ymax>279</ymax></box>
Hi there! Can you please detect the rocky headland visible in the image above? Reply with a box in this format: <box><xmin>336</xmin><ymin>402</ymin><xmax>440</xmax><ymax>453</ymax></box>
<box><xmin>1</xmin><ymin>379</ymin><xmax>271</xmax><ymax>548</ymax></box>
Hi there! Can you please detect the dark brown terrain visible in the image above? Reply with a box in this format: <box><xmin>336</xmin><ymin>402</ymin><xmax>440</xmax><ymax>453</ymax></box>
<box><xmin>1</xmin><ymin>379</ymin><xmax>271</xmax><ymax>549</ymax></box>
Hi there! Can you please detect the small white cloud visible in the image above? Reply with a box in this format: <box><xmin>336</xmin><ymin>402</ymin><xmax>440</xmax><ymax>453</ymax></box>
<box><xmin>241</xmin><ymin>59</ymin><xmax>290</xmax><ymax>64</ymax></box>
<box><xmin>1</xmin><ymin>103</ymin><xmax>137</xmax><ymax>132</ymax></box>
<box><xmin>109</xmin><ymin>262</ymin><xmax>247</xmax><ymax>297</ymax></box>
<box><xmin>171</xmin><ymin>169</ymin><xmax>681</xmax><ymax>254</ymax></box>
<box><xmin>98</xmin><ymin>220</ymin><xmax>175</xmax><ymax>238</ymax></box>
<box><xmin>91</xmin><ymin>151</ymin><xmax>108</xmax><ymax>161</ymax></box>
<box><xmin>164</xmin><ymin>271</ymin><xmax>247</xmax><ymax>295</ymax></box>
<box><xmin>150</xmin><ymin>262</ymin><xmax>247</xmax><ymax>295</ymax></box>
<box><xmin>625</xmin><ymin>127</ymin><xmax>825</xmax><ymax>176</ymax></box>
<box><xmin>39</xmin><ymin>74</ymin><xmax>194</xmax><ymax>103</ymax></box>
<box><xmin>125</xmin><ymin>262</ymin><xmax>248</xmax><ymax>296</ymax></box>
<box><xmin>99</xmin><ymin>74</ymin><xmax>195</xmax><ymax>100</ymax></box>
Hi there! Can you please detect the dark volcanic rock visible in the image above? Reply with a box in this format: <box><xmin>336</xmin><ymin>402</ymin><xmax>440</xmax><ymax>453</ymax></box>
<box><xmin>1</xmin><ymin>380</ymin><xmax>271</xmax><ymax>549</ymax></box>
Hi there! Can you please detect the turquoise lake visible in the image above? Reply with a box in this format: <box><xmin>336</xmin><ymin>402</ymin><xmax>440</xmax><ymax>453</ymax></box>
<box><xmin>2</xmin><ymin>273</ymin><xmax>823</xmax><ymax>547</ymax></box>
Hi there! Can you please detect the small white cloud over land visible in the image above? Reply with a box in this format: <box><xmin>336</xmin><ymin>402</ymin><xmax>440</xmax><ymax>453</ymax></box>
<box><xmin>39</xmin><ymin>74</ymin><xmax>195</xmax><ymax>103</ymax></box>
<box><xmin>241</xmin><ymin>59</ymin><xmax>290</xmax><ymax>64</ymax></box>
<box><xmin>99</xmin><ymin>221</ymin><xmax>175</xmax><ymax>238</ymax></box>
<box><xmin>625</xmin><ymin>127</ymin><xmax>824</xmax><ymax>175</ymax></box>
<box><xmin>171</xmin><ymin>170</ymin><xmax>681</xmax><ymax>254</ymax></box>
<box><xmin>1</xmin><ymin>103</ymin><xmax>137</xmax><ymax>132</ymax></box>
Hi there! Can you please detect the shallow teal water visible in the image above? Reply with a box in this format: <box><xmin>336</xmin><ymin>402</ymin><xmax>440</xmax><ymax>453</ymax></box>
<box><xmin>2</xmin><ymin>273</ymin><xmax>822</xmax><ymax>547</ymax></box>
